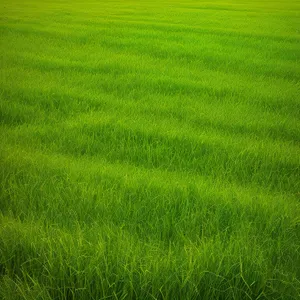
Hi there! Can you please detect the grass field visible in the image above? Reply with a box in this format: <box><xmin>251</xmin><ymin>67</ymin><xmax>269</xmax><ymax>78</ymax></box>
<box><xmin>1</xmin><ymin>0</ymin><xmax>300</xmax><ymax>299</ymax></box>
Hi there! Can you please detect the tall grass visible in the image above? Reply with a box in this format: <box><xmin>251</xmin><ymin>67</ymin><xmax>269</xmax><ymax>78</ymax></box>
<box><xmin>1</xmin><ymin>0</ymin><xmax>300</xmax><ymax>299</ymax></box>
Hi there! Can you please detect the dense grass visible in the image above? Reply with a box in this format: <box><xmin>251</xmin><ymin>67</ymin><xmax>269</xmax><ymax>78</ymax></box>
<box><xmin>1</xmin><ymin>0</ymin><xmax>300</xmax><ymax>299</ymax></box>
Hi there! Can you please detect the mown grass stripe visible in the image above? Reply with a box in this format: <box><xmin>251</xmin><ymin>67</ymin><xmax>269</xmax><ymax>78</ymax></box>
<box><xmin>1</xmin><ymin>119</ymin><xmax>299</xmax><ymax>197</ymax></box>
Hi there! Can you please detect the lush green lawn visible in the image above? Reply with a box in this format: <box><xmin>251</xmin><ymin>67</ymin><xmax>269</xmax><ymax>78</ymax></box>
<box><xmin>1</xmin><ymin>0</ymin><xmax>300</xmax><ymax>299</ymax></box>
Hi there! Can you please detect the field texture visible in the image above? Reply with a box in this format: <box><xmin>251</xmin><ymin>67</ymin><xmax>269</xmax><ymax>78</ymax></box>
<box><xmin>1</xmin><ymin>0</ymin><xmax>300</xmax><ymax>299</ymax></box>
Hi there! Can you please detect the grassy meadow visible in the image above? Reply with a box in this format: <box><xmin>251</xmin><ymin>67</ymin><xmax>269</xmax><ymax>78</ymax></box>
<box><xmin>1</xmin><ymin>0</ymin><xmax>300</xmax><ymax>299</ymax></box>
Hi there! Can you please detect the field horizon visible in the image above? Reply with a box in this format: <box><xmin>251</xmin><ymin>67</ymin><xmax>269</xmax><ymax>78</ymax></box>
<box><xmin>1</xmin><ymin>0</ymin><xmax>300</xmax><ymax>299</ymax></box>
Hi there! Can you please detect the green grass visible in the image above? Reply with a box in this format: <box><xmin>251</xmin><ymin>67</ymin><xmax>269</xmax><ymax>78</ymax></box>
<box><xmin>1</xmin><ymin>0</ymin><xmax>300</xmax><ymax>299</ymax></box>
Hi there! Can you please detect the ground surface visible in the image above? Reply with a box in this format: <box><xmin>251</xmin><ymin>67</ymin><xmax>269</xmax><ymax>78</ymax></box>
<box><xmin>0</xmin><ymin>0</ymin><xmax>300</xmax><ymax>299</ymax></box>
